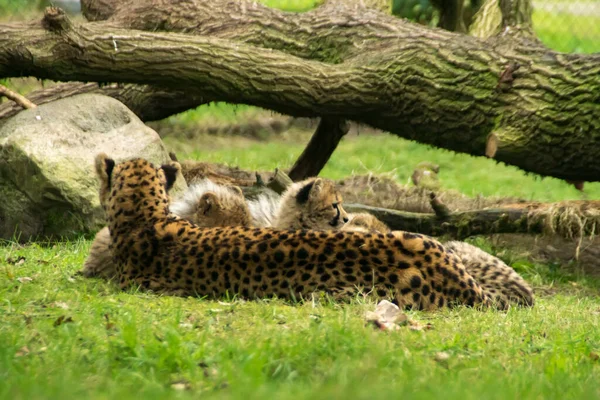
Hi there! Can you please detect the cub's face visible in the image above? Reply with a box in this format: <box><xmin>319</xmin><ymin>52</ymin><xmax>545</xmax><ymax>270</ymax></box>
<box><xmin>294</xmin><ymin>178</ymin><xmax>349</xmax><ymax>230</ymax></box>
<box><xmin>342</xmin><ymin>212</ymin><xmax>390</xmax><ymax>233</ymax></box>
<box><xmin>193</xmin><ymin>187</ymin><xmax>251</xmax><ymax>228</ymax></box>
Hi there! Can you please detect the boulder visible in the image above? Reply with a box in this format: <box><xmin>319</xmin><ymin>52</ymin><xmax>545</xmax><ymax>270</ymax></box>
<box><xmin>0</xmin><ymin>93</ymin><xmax>187</xmax><ymax>241</ymax></box>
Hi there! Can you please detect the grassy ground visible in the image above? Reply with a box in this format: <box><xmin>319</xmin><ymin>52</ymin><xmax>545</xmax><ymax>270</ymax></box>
<box><xmin>1</xmin><ymin>238</ymin><xmax>600</xmax><ymax>400</ymax></box>
<box><xmin>2</xmin><ymin>131</ymin><xmax>600</xmax><ymax>399</ymax></box>
<box><xmin>2</xmin><ymin>1</ymin><xmax>600</xmax><ymax>399</ymax></box>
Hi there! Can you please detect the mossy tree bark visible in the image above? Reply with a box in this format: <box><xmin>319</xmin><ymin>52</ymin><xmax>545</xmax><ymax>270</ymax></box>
<box><xmin>1</xmin><ymin>3</ymin><xmax>599</xmax><ymax>182</ymax></box>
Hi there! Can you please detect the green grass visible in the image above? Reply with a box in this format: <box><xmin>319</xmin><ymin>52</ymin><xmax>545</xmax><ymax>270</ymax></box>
<box><xmin>1</xmin><ymin>240</ymin><xmax>600</xmax><ymax>400</ymax></box>
<box><xmin>533</xmin><ymin>8</ymin><xmax>600</xmax><ymax>54</ymax></box>
<box><xmin>2</xmin><ymin>132</ymin><xmax>600</xmax><ymax>399</ymax></box>
<box><xmin>2</xmin><ymin>1</ymin><xmax>600</xmax><ymax>398</ymax></box>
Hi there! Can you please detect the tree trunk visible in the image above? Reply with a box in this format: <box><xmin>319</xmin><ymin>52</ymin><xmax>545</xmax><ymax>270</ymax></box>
<box><xmin>1</xmin><ymin>4</ymin><xmax>599</xmax><ymax>182</ymax></box>
<box><xmin>431</xmin><ymin>0</ymin><xmax>466</xmax><ymax>32</ymax></box>
<box><xmin>470</xmin><ymin>0</ymin><xmax>534</xmax><ymax>38</ymax></box>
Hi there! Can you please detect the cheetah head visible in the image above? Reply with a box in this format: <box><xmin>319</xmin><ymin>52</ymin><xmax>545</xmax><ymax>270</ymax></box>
<box><xmin>194</xmin><ymin>186</ymin><xmax>251</xmax><ymax>228</ymax></box>
<box><xmin>342</xmin><ymin>212</ymin><xmax>390</xmax><ymax>233</ymax></box>
<box><xmin>94</xmin><ymin>153</ymin><xmax>180</xmax><ymax>222</ymax></box>
<box><xmin>170</xmin><ymin>179</ymin><xmax>251</xmax><ymax>228</ymax></box>
<box><xmin>277</xmin><ymin>177</ymin><xmax>349</xmax><ymax>230</ymax></box>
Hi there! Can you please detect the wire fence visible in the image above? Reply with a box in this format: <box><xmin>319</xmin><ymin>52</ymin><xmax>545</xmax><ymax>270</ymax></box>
<box><xmin>0</xmin><ymin>0</ymin><xmax>598</xmax><ymax>54</ymax></box>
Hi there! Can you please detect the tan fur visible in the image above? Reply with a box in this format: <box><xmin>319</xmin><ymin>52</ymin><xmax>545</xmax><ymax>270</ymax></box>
<box><xmin>272</xmin><ymin>177</ymin><xmax>349</xmax><ymax>230</ymax></box>
<box><xmin>341</xmin><ymin>213</ymin><xmax>391</xmax><ymax>234</ymax></box>
<box><xmin>169</xmin><ymin>179</ymin><xmax>251</xmax><ymax>228</ymax></box>
<box><xmin>248</xmin><ymin>192</ymin><xmax>281</xmax><ymax>228</ymax></box>
<box><xmin>95</xmin><ymin>155</ymin><xmax>493</xmax><ymax>310</ymax></box>
<box><xmin>444</xmin><ymin>241</ymin><xmax>534</xmax><ymax>307</ymax></box>
<box><xmin>81</xmin><ymin>226</ymin><xmax>113</xmax><ymax>278</ymax></box>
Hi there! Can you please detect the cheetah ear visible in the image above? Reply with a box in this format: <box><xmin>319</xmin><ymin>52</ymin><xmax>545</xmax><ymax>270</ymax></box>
<box><xmin>94</xmin><ymin>153</ymin><xmax>115</xmax><ymax>188</ymax></box>
<box><xmin>168</xmin><ymin>151</ymin><xmax>179</xmax><ymax>162</ymax></box>
<box><xmin>160</xmin><ymin>161</ymin><xmax>180</xmax><ymax>191</ymax></box>
<box><xmin>295</xmin><ymin>178</ymin><xmax>321</xmax><ymax>205</ymax></box>
<box><xmin>308</xmin><ymin>178</ymin><xmax>325</xmax><ymax>199</ymax></box>
<box><xmin>198</xmin><ymin>192</ymin><xmax>220</xmax><ymax>215</ymax></box>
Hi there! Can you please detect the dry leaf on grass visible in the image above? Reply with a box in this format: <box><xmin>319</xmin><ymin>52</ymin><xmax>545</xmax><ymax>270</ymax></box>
<box><xmin>365</xmin><ymin>300</ymin><xmax>409</xmax><ymax>331</ymax></box>
<box><xmin>590</xmin><ymin>352</ymin><xmax>599</xmax><ymax>362</ymax></box>
<box><xmin>51</xmin><ymin>302</ymin><xmax>69</xmax><ymax>310</ymax></box>
<box><xmin>17</xmin><ymin>276</ymin><xmax>33</xmax><ymax>283</ymax></box>
<box><xmin>104</xmin><ymin>314</ymin><xmax>116</xmax><ymax>331</ymax></box>
<box><xmin>434</xmin><ymin>351</ymin><xmax>450</xmax><ymax>362</ymax></box>
<box><xmin>7</xmin><ymin>256</ymin><xmax>26</xmax><ymax>265</ymax></box>
<box><xmin>53</xmin><ymin>315</ymin><xmax>74</xmax><ymax>327</ymax></box>
<box><xmin>409</xmin><ymin>320</ymin><xmax>435</xmax><ymax>331</ymax></box>
<box><xmin>15</xmin><ymin>346</ymin><xmax>30</xmax><ymax>357</ymax></box>
<box><xmin>170</xmin><ymin>380</ymin><xmax>192</xmax><ymax>391</ymax></box>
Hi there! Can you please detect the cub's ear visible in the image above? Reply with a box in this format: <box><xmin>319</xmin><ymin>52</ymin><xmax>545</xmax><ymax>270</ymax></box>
<box><xmin>198</xmin><ymin>192</ymin><xmax>220</xmax><ymax>215</ymax></box>
<box><xmin>94</xmin><ymin>153</ymin><xmax>115</xmax><ymax>188</ymax></box>
<box><xmin>231</xmin><ymin>186</ymin><xmax>244</xmax><ymax>198</ymax></box>
<box><xmin>311</xmin><ymin>178</ymin><xmax>324</xmax><ymax>194</ymax></box>
<box><xmin>160</xmin><ymin>161</ymin><xmax>181</xmax><ymax>191</ymax></box>
<box><xmin>295</xmin><ymin>179</ymin><xmax>321</xmax><ymax>205</ymax></box>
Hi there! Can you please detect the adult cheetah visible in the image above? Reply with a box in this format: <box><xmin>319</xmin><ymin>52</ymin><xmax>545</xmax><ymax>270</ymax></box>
<box><xmin>95</xmin><ymin>153</ymin><xmax>492</xmax><ymax>310</ymax></box>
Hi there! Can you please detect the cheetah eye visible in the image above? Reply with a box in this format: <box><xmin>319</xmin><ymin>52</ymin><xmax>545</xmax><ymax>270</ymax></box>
<box><xmin>332</xmin><ymin>202</ymin><xmax>339</xmax><ymax>209</ymax></box>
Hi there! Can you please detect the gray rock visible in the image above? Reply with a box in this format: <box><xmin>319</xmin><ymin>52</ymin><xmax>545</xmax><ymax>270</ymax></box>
<box><xmin>0</xmin><ymin>94</ymin><xmax>187</xmax><ymax>241</ymax></box>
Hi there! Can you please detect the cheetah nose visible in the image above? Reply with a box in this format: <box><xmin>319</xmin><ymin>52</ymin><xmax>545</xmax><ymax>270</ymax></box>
<box><xmin>343</xmin><ymin>216</ymin><xmax>349</xmax><ymax>223</ymax></box>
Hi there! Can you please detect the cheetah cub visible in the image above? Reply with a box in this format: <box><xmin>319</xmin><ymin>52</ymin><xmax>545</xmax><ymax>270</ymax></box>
<box><xmin>341</xmin><ymin>213</ymin><xmax>391</xmax><ymax>234</ymax></box>
<box><xmin>342</xmin><ymin>213</ymin><xmax>534</xmax><ymax>308</ymax></box>
<box><xmin>170</xmin><ymin>179</ymin><xmax>251</xmax><ymax>228</ymax></box>
<box><xmin>250</xmin><ymin>177</ymin><xmax>349</xmax><ymax>230</ymax></box>
<box><xmin>81</xmin><ymin>179</ymin><xmax>251</xmax><ymax>279</ymax></box>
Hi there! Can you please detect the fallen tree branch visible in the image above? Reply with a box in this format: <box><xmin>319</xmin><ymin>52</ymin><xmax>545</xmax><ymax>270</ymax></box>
<box><xmin>0</xmin><ymin>82</ymin><xmax>209</xmax><ymax>121</ymax></box>
<box><xmin>345</xmin><ymin>202</ymin><xmax>536</xmax><ymax>239</ymax></box>
<box><xmin>346</xmin><ymin>202</ymin><xmax>532</xmax><ymax>239</ymax></box>
<box><xmin>0</xmin><ymin>84</ymin><xmax>36</xmax><ymax>109</ymax></box>
<box><xmin>1</xmin><ymin>7</ymin><xmax>599</xmax><ymax>181</ymax></box>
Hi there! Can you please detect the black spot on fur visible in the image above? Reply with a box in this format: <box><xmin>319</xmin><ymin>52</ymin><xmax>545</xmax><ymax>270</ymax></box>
<box><xmin>397</xmin><ymin>261</ymin><xmax>410</xmax><ymax>269</ymax></box>
<box><xmin>410</xmin><ymin>275</ymin><xmax>422</xmax><ymax>288</ymax></box>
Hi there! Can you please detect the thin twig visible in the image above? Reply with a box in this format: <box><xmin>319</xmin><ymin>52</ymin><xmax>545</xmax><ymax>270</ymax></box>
<box><xmin>0</xmin><ymin>84</ymin><xmax>37</xmax><ymax>110</ymax></box>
